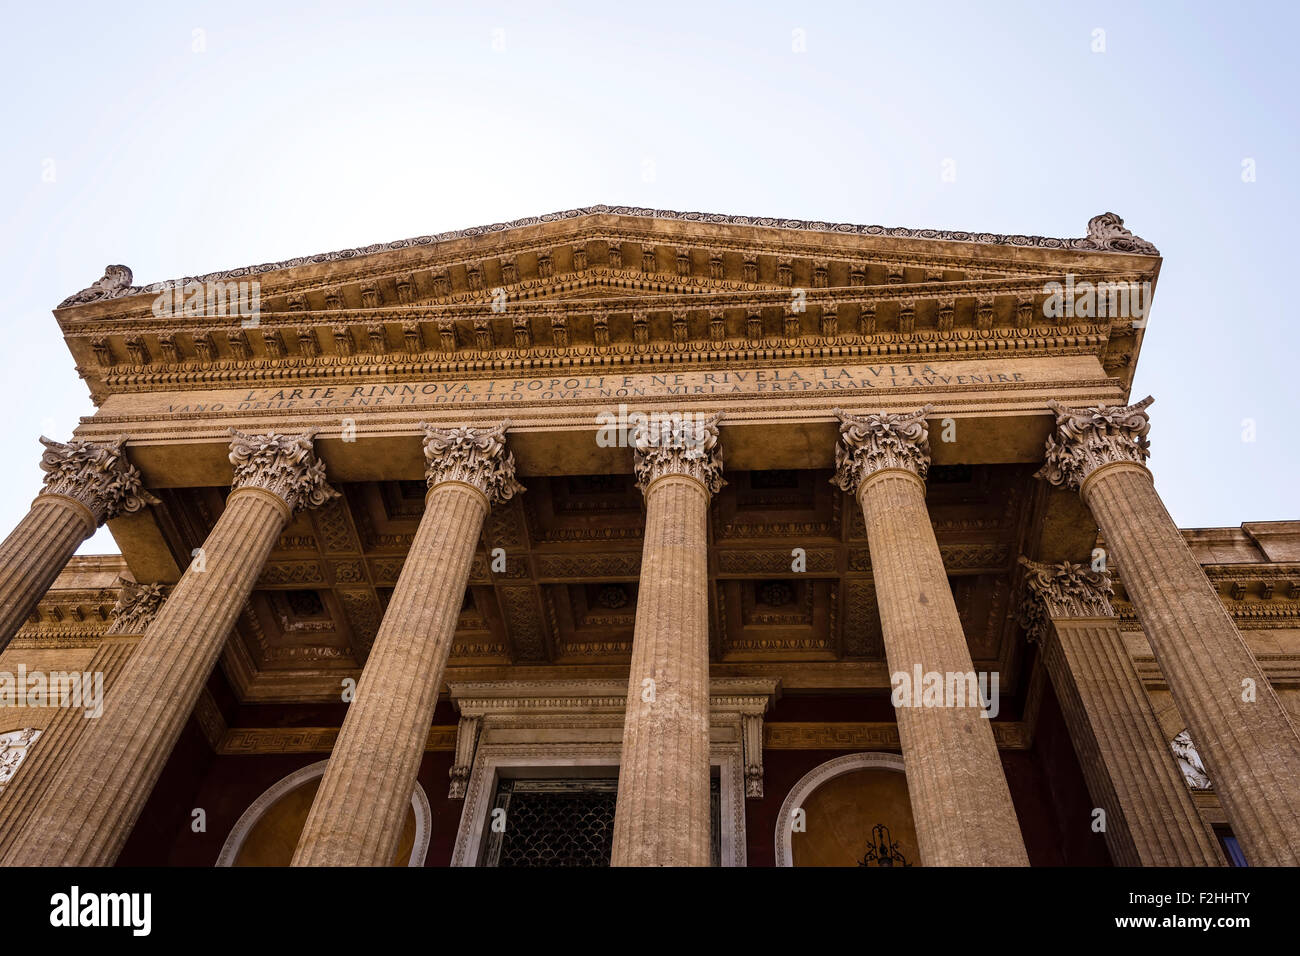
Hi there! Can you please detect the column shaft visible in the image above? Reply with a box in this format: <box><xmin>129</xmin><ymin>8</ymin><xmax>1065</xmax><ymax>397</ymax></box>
<box><xmin>292</xmin><ymin>481</ymin><xmax>488</xmax><ymax>866</ymax></box>
<box><xmin>0</xmin><ymin>498</ymin><xmax>93</xmax><ymax>651</ymax></box>
<box><xmin>1043</xmin><ymin>617</ymin><xmax>1222</xmax><ymax>865</ymax></box>
<box><xmin>3</xmin><ymin>489</ymin><xmax>289</xmax><ymax>865</ymax></box>
<box><xmin>0</xmin><ymin>634</ymin><xmax>139</xmax><ymax>859</ymax></box>
<box><xmin>1083</xmin><ymin>463</ymin><xmax>1300</xmax><ymax>865</ymax></box>
<box><xmin>611</xmin><ymin>474</ymin><xmax>713</xmax><ymax>867</ymax></box>
<box><xmin>859</xmin><ymin>470</ymin><xmax>1029</xmax><ymax>866</ymax></box>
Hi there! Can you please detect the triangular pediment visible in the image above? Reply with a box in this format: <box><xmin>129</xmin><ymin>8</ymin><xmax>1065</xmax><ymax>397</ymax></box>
<box><xmin>57</xmin><ymin>204</ymin><xmax>1159</xmax><ymax>314</ymax></box>
<box><xmin>56</xmin><ymin>205</ymin><xmax>1163</xmax><ymax>402</ymax></box>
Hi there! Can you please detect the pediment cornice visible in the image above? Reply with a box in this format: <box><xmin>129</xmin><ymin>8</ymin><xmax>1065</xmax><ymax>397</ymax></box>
<box><xmin>55</xmin><ymin>206</ymin><xmax>1160</xmax><ymax>317</ymax></box>
<box><xmin>56</xmin><ymin>208</ymin><xmax>1160</xmax><ymax>402</ymax></box>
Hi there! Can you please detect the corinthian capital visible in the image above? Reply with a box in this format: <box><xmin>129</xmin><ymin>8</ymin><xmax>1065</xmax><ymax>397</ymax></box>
<box><xmin>228</xmin><ymin>429</ymin><xmax>339</xmax><ymax>514</ymax></box>
<box><xmin>632</xmin><ymin>413</ymin><xmax>725</xmax><ymax>495</ymax></box>
<box><xmin>1036</xmin><ymin>396</ymin><xmax>1153</xmax><ymax>491</ymax></box>
<box><xmin>107</xmin><ymin>578</ymin><xmax>169</xmax><ymax>636</ymax></box>
<box><xmin>38</xmin><ymin>436</ymin><xmax>158</xmax><ymax>523</ymax></box>
<box><xmin>421</xmin><ymin>422</ymin><xmax>524</xmax><ymax>505</ymax></box>
<box><xmin>1016</xmin><ymin>557</ymin><xmax>1115</xmax><ymax>643</ymax></box>
<box><xmin>830</xmin><ymin>405</ymin><xmax>933</xmax><ymax>493</ymax></box>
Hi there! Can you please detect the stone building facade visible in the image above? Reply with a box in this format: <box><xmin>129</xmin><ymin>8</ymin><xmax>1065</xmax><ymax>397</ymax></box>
<box><xmin>0</xmin><ymin>206</ymin><xmax>1296</xmax><ymax>866</ymax></box>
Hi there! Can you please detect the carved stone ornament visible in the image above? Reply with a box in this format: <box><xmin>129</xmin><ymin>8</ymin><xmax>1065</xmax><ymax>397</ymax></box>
<box><xmin>830</xmin><ymin>405</ymin><xmax>933</xmax><ymax>492</ymax></box>
<box><xmin>228</xmin><ymin>429</ymin><xmax>339</xmax><ymax>514</ymax></box>
<box><xmin>58</xmin><ymin>264</ymin><xmax>134</xmax><ymax>307</ymax></box>
<box><xmin>107</xmin><ymin>578</ymin><xmax>170</xmax><ymax>635</ymax></box>
<box><xmin>1036</xmin><ymin>396</ymin><xmax>1154</xmax><ymax>492</ymax></box>
<box><xmin>0</xmin><ymin>728</ymin><xmax>41</xmax><ymax>792</ymax></box>
<box><xmin>38</xmin><ymin>436</ymin><xmax>159</xmax><ymax>523</ymax></box>
<box><xmin>421</xmin><ymin>422</ymin><xmax>524</xmax><ymax>505</ymax></box>
<box><xmin>1171</xmin><ymin>729</ymin><xmax>1212</xmax><ymax>790</ymax></box>
<box><xmin>56</xmin><ymin>207</ymin><xmax>1159</xmax><ymax>309</ymax></box>
<box><xmin>1086</xmin><ymin>212</ymin><xmax>1159</xmax><ymax>256</ymax></box>
<box><xmin>1016</xmin><ymin>556</ymin><xmax>1115</xmax><ymax>643</ymax></box>
<box><xmin>632</xmin><ymin>413</ymin><xmax>725</xmax><ymax>495</ymax></box>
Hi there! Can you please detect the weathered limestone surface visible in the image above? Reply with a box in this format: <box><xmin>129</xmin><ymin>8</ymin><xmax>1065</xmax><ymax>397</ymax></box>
<box><xmin>611</xmin><ymin>416</ymin><xmax>722</xmax><ymax>866</ymax></box>
<box><xmin>834</xmin><ymin>406</ymin><xmax>1029</xmax><ymax>866</ymax></box>
<box><xmin>292</xmin><ymin>423</ymin><xmax>521</xmax><ymax>866</ymax></box>
<box><xmin>3</xmin><ymin>431</ymin><xmax>334</xmax><ymax>866</ymax></box>
<box><xmin>0</xmin><ymin>438</ymin><xmax>154</xmax><ymax>653</ymax></box>
<box><xmin>1019</xmin><ymin>559</ymin><xmax>1223</xmax><ymax>866</ymax></box>
<box><xmin>1040</xmin><ymin>398</ymin><xmax>1300</xmax><ymax>865</ymax></box>
<box><xmin>0</xmin><ymin>632</ymin><xmax>140</xmax><ymax>859</ymax></box>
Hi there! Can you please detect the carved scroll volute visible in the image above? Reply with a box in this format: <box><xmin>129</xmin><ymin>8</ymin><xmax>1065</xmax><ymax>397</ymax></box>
<box><xmin>1036</xmin><ymin>396</ymin><xmax>1154</xmax><ymax>492</ymax></box>
<box><xmin>830</xmin><ymin>405</ymin><xmax>933</xmax><ymax>495</ymax></box>
<box><xmin>37</xmin><ymin>436</ymin><xmax>159</xmax><ymax>524</ymax></box>
<box><xmin>228</xmin><ymin>429</ymin><xmax>339</xmax><ymax>515</ymax></box>
<box><xmin>420</xmin><ymin>422</ymin><xmax>524</xmax><ymax>506</ymax></box>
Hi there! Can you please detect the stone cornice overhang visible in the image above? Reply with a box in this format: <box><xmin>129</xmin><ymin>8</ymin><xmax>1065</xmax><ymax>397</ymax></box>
<box><xmin>54</xmin><ymin>208</ymin><xmax>1161</xmax><ymax>405</ymax></box>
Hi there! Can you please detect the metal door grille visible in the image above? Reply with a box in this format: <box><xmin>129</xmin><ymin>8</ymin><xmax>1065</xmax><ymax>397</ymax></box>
<box><xmin>482</xmin><ymin>776</ymin><xmax>722</xmax><ymax>866</ymax></box>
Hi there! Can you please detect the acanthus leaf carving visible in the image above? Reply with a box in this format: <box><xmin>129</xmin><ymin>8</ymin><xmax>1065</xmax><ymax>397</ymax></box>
<box><xmin>38</xmin><ymin>436</ymin><xmax>159</xmax><ymax>523</ymax></box>
<box><xmin>830</xmin><ymin>405</ymin><xmax>933</xmax><ymax>493</ymax></box>
<box><xmin>228</xmin><ymin>429</ymin><xmax>339</xmax><ymax>514</ymax></box>
<box><xmin>632</xmin><ymin>413</ymin><xmax>725</xmax><ymax>496</ymax></box>
<box><xmin>1036</xmin><ymin>396</ymin><xmax>1153</xmax><ymax>491</ymax></box>
<box><xmin>107</xmin><ymin>578</ymin><xmax>170</xmax><ymax>635</ymax></box>
<box><xmin>421</xmin><ymin>421</ymin><xmax>524</xmax><ymax>506</ymax></box>
<box><xmin>1016</xmin><ymin>556</ymin><xmax>1115</xmax><ymax>643</ymax></box>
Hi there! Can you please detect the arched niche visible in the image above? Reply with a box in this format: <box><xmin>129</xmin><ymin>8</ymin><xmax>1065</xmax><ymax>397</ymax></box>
<box><xmin>774</xmin><ymin>752</ymin><xmax>918</xmax><ymax>867</ymax></box>
<box><xmin>217</xmin><ymin>759</ymin><xmax>431</xmax><ymax>867</ymax></box>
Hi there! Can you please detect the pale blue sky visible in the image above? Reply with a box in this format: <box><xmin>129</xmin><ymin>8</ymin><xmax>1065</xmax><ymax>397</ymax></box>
<box><xmin>1</xmin><ymin>1</ymin><xmax>1295</xmax><ymax>552</ymax></box>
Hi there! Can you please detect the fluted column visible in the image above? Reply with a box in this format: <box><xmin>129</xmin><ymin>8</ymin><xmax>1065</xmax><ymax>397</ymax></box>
<box><xmin>292</xmin><ymin>423</ymin><xmax>522</xmax><ymax>866</ymax></box>
<box><xmin>1018</xmin><ymin>558</ymin><xmax>1222</xmax><ymax>866</ymax></box>
<box><xmin>0</xmin><ymin>437</ymin><xmax>156</xmax><ymax>653</ymax></box>
<box><xmin>611</xmin><ymin>415</ymin><xmax>723</xmax><ymax>867</ymax></box>
<box><xmin>1039</xmin><ymin>397</ymin><xmax>1300</xmax><ymax>865</ymax></box>
<box><xmin>0</xmin><ymin>580</ymin><xmax>166</xmax><ymax>859</ymax></box>
<box><xmin>833</xmin><ymin>406</ymin><xmax>1028</xmax><ymax>866</ymax></box>
<box><xmin>4</xmin><ymin>431</ymin><xmax>336</xmax><ymax>866</ymax></box>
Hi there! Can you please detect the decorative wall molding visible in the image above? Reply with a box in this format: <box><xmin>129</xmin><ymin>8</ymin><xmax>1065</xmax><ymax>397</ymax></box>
<box><xmin>763</xmin><ymin>721</ymin><xmax>1031</xmax><ymax>751</ymax></box>
<box><xmin>214</xmin><ymin>724</ymin><xmax>457</xmax><ymax>755</ymax></box>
